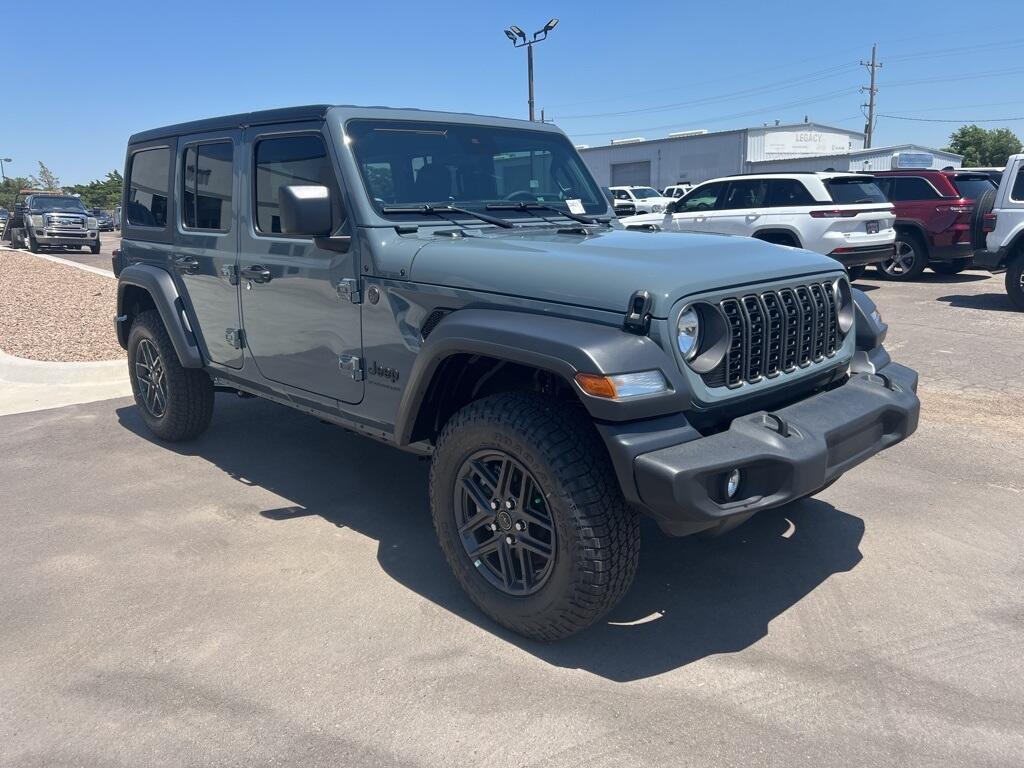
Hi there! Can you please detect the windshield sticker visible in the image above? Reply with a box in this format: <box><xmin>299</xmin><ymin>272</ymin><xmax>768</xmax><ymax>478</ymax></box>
<box><xmin>566</xmin><ymin>199</ymin><xmax>585</xmax><ymax>214</ymax></box>
<box><xmin>529</xmin><ymin>179</ymin><xmax>539</xmax><ymax>189</ymax></box>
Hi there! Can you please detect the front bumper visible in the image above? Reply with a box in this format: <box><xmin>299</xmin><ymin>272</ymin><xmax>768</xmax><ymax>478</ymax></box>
<box><xmin>631</xmin><ymin>361</ymin><xmax>919</xmax><ymax>535</ymax></box>
<box><xmin>36</xmin><ymin>229</ymin><xmax>98</xmax><ymax>246</ymax></box>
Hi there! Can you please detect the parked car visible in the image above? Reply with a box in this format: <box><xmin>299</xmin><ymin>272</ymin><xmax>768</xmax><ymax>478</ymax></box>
<box><xmin>959</xmin><ymin>167</ymin><xmax>1003</xmax><ymax>186</ymax></box>
<box><xmin>113</xmin><ymin>105</ymin><xmax>919</xmax><ymax>640</ymax></box>
<box><xmin>870</xmin><ymin>169</ymin><xmax>996</xmax><ymax>278</ymax></box>
<box><xmin>0</xmin><ymin>207</ymin><xmax>9</xmax><ymax>232</ymax></box>
<box><xmin>972</xmin><ymin>153</ymin><xmax>1024</xmax><ymax>308</ymax></box>
<box><xmin>6</xmin><ymin>191</ymin><xmax>100</xmax><ymax>253</ymax></box>
<box><xmin>609</xmin><ymin>185</ymin><xmax>674</xmax><ymax>214</ymax></box>
<box><xmin>663</xmin><ymin>183</ymin><xmax>693</xmax><ymax>199</ymax></box>
<box><xmin>95</xmin><ymin>210</ymin><xmax>115</xmax><ymax>231</ymax></box>
<box><xmin>622</xmin><ymin>172</ymin><xmax>896</xmax><ymax>280</ymax></box>
<box><xmin>113</xmin><ymin>205</ymin><xmax>122</xmax><ymax>230</ymax></box>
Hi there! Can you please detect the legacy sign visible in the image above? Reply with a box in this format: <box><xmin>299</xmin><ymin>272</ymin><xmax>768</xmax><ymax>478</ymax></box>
<box><xmin>760</xmin><ymin>129</ymin><xmax>852</xmax><ymax>157</ymax></box>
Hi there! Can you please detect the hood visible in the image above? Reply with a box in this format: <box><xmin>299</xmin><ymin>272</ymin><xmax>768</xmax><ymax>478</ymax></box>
<box><xmin>408</xmin><ymin>227</ymin><xmax>841</xmax><ymax>317</ymax></box>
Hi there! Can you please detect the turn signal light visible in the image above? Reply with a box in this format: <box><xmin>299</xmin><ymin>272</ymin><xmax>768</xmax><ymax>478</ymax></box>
<box><xmin>575</xmin><ymin>373</ymin><xmax>618</xmax><ymax>399</ymax></box>
<box><xmin>574</xmin><ymin>370</ymin><xmax>669</xmax><ymax>400</ymax></box>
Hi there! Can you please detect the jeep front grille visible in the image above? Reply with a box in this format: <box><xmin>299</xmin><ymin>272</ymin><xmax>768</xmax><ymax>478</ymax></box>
<box><xmin>703</xmin><ymin>280</ymin><xmax>840</xmax><ymax>389</ymax></box>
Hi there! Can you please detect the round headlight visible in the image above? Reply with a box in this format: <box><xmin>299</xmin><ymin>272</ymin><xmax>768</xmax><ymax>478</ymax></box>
<box><xmin>677</xmin><ymin>305</ymin><xmax>701</xmax><ymax>360</ymax></box>
<box><xmin>833</xmin><ymin>278</ymin><xmax>855</xmax><ymax>335</ymax></box>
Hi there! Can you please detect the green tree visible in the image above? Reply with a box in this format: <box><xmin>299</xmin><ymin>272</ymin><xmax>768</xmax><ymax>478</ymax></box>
<box><xmin>946</xmin><ymin>125</ymin><xmax>1023</xmax><ymax>167</ymax></box>
<box><xmin>28</xmin><ymin>161</ymin><xmax>62</xmax><ymax>191</ymax></box>
<box><xmin>69</xmin><ymin>170</ymin><xmax>123</xmax><ymax>211</ymax></box>
<box><xmin>0</xmin><ymin>176</ymin><xmax>32</xmax><ymax>209</ymax></box>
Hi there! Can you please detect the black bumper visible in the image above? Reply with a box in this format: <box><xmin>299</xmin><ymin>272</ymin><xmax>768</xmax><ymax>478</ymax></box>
<box><xmin>972</xmin><ymin>248</ymin><xmax>1007</xmax><ymax>271</ymax></box>
<box><xmin>630</xmin><ymin>362</ymin><xmax>919</xmax><ymax>536</ymax></box>
<box><xmin>828</xmin><ymin>244</ymin><xmax>895</xmax><ymax>268</ymax></box>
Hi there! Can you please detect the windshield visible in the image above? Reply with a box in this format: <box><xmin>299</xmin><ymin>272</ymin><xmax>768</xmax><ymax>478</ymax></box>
<box><xmin>952</xmin><ymin>175</ymin><xmax>995</xmax><ymax>200</ymax></box>
<box><xmin>30</xmin><ymin>197</ymin><xmax>87</xmax><ymax>213</ymax></box>
<box><xmin>825</xmin><ymin>177</ymin><xmax>888</xmax><ymax>204</ymax></box>
<box><xmin>631</xmin><ymin>187</ymin><xmax>660</xmax><ymax>199</ymax></box>
<box><xmin>347</xmin><ymin>119</ymin><xmax>606</xmax><ymax>219</ymax></box>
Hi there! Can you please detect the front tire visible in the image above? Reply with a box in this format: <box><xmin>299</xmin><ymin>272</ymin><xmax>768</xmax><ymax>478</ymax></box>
<box><xmin>879</xmin><ymin>232</ymin><xmax>928</xmax><ymax>280</ymax></box>
<box><xmin>430</xmin><ymin>392</ymin><xmax>640</xmax><ymax>640</ymax></box>
<box><xmin>128</xmin><ymin>310</ymin><xmax>214</xmax><ymax>441</ymax></box>
<box><xmin>27</xmin><ymin>233</ymin><xmax>40</xmax><ymax>253</ymax></box>
<box><xmin>90</xmin><ymin>242</ymin><xmax>101</xmax><ymax>254</ymax></box>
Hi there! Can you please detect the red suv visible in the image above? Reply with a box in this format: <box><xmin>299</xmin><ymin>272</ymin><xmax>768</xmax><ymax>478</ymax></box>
<box><xmin>871</xmin><ymin>170</ymin><xmax>995</xmax><ymax>279</ymax></box>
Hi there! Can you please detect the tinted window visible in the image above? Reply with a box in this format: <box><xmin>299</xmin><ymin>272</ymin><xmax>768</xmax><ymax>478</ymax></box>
<box><xmin>675</xmin><ymin>181</ymin><xmax>725</xmax><ymax>212</ymax></box>
<box><xmin>631</xmin><ymin>187</ymin><xmax>660</xmax><ymax>199</ymax></box>
<box><xmin>28</xmin><ymin>196</ymin><xmax>87</xmax><ymax>213</ymax></box>
<box><xmin>347</xmin><ymin>119</ymin><xmax>606</xmax><ymax>218</ymax></box>
<box><xmin>952</xmin><ymin>175</ymin><xmax>995</xmax><ymax>200</ymax></box>
<box><xmin>721</xmin><ymin>179</ymin><xmax>768</xmax><ymax>209</ymax></box>
<box><xmin>182</xmin><ymin>142</ymin><xmax>233</xmax><ymax>231</ymax></box>
<box><xmin>888</xmin><ymin>177</ymin><xmax>941</xmax><ymax>202</ymax></box>
<box><xmin>1012</xmin><ymin>168</ymin><xmax>1024</xmax><ymax>202</ymax></box>
<box><xmin>768</xmin><ymin>179</ymin><xmax>816</xmax><ymax>207</ymax></box>
<box><xmin>127</xmin><ymin>147</ymin><xmax>170</xmax><ymax>227</ymax></box>
<box><xmin>254</xmin><ymin>135</ymin><xmax>337</xmax><ymax>235</ymax></box>
<box><xmin>826</xmin><ymin>177</ymin><xmax>888</xmax><ymax>204</ymax></box>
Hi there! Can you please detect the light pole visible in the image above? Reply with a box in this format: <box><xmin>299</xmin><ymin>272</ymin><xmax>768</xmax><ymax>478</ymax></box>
<box><xmin>0</xmin><ymin>157</ymin><xmax>10</xmax><ymax>182</ymax></box>
<box><xmin>503</xmin><ymin>19</ymin><xmax>559</xmax><ymax>121</ymax></box>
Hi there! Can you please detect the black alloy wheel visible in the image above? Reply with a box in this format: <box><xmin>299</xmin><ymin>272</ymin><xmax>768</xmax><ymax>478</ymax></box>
<box><xmin>455</xmin><ymin>449</ymin><xmax>556</xmax><ymax>596</ymax></box>
<box><xmin>134</xmin><ymin>338</ymin><xmax>167</xmax><ymax>418</ymax></box>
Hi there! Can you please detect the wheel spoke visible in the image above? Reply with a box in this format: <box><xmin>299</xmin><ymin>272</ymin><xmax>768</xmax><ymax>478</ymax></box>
<box><xmin>460</xmin><ymin>476</ymin><xmax>494</xmax><ymax>518</ymax></box>
<box><xmin>497</xmin><ymin>540</ymin><xmax>515</xmax><ymax>588</ymax></box>
<box><xmin>496</xmin><ymin>457</ymin><xmax>515</xmax><ymax>497</ymax></box>
<box><xmin>467</xmin><ymin>535</ymin><xmax>500</xmax><ymax>561</ymax></box>
<box><xmin>516</xmin><ymin>531</ymin><xmax>552</xmax><ymax>558</ymax></box>
<box><xmin>517</xmin><ymin>546</ymin><xmax>532</xmax><ymax>591</ymax></box>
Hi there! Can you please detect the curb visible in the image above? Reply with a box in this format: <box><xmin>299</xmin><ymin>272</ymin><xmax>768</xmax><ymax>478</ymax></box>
<box><xmin>0</xmin><ymin>349</ymin><xmax>127</xmax><ymax>386</ymax></box>
<box><xmin>0</xmin><ymin>246</ymin><xmax>115</xmax><ymax>279</ymax></box>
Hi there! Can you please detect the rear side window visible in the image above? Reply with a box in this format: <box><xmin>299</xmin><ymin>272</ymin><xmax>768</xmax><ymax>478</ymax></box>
<box><xmin>1012</xmin><ymin>168</ymin><xmax>1024</xmax><ymax>202</ymax></box>
<box><xmin>126</xmin><ymin>147</ymin><xmax>170</xmax><ymax>228</ymax></box>
<box><xmin>676</xmin><ymin>181</ymin><xmax>725</xmax><ymax>212</ymax></box>
<box><xmin>254</xmin><ymin>135</ymin><xmax>337</xmax><ymax>235</ymax></box>
<box><xmin>888</xmin><ymin>177</ymin><xmax>941</xmax><ymax>202</ymax></box>
<box><xmin>721</xmin><ymin>179</ymin><xmax>768</xmax><ymax>209</ymax></box>
<box><xmin>951</xmin><ymin>175</ymin><xmax>995</xmax><ymax>201</ymax></box>
<box><xmin>182</xmin><ymin>142</ymin><xmax>233</xmax><ymax>231</ymax></box>
<box><xmin>826</xmin><ymin>177</ymin><xmax>888</xmax><ymax>204</ymax></box>
<box><xmin>768</xmin><ymin>179</ymin><xmax>816</xmax><ymax>207</ymax></box>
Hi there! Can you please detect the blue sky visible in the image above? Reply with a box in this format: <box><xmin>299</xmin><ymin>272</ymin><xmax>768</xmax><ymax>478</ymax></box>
<box><xmin>4</xmin><ymin>0</ymin><xmax>1024</xmax><ymax>183</ymax></box>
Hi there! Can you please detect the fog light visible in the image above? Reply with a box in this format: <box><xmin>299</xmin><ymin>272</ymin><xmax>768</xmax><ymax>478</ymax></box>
<box><xmin>725</xmin><ymin>469</ymin><xmax>742</xmax><ymax>499</ymax></box>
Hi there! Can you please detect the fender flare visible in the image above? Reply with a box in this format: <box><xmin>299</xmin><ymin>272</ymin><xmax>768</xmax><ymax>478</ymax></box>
<box><xmin>117</xmin><ymin>264</ymin><xmax>203</xmax><ymax>368</ymax></box>
<box><xmin>752</xmin><ymin>228</ymin><xmax>803</xmax><ymax>248</ymax></box>
<box><xmin>893</xmin><ymin>219</ymin><xmax>930</xmax><ymax>252</ymax></box>
<box><xmin>393</xmin><ymin>309</ymin><xmax>690</xmax><ymax>446</ymax></box>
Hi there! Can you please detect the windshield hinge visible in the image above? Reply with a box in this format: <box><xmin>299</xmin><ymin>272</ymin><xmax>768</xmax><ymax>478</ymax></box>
<box><xmin>623</xmin><ymin>290</ymin><xmax>653</xmax><ymax>335</ymax></box>
<box><xmin>336</xmin><ymin>278</ymin><xmax>362</xmax><ymax>304</ymax></box>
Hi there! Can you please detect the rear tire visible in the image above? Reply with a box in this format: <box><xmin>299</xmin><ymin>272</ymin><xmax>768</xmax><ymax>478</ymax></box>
<box><xmin>931</xmin><ymin>258</ymin><xmax>970</xmax><ymax>275</ymax></box>
<box><xmin>971</xmin><ymin>188</ymin><xmax>997</xmax><ymax>250</ymax></box>
<box><xmin>90</xmin><ymin>242</ymin><xmax>101</xmax><ymax>254</ymax></box>
<box><xmin>127</xmin><ymin>310</ymin><xmax>214</xmax><ymax>442</ymax></box>
<box><xmin>430</xmin><ymin>392</ymin><xmax>640</xmax><ymax>640</ymax></box>
<box><xmin>1006</xmin><ymin>254</ymin><xmax>1024</xmax><ymax>311</ymax></box>
<box><xmin>879</xmin><ymin>231</ymin><xmax>928</xmax><ymax>280</ymax></box>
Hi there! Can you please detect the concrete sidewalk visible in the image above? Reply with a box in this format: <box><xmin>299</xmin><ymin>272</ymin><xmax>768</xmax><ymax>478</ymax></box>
<box><xmin>0</xmin><ymin>349</ymin><xmax>131</xmax><ymax>416</ymax></box>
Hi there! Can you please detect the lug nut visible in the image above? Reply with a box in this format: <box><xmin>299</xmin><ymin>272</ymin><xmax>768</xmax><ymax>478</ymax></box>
<box><xmin>505</xmin><ymin>499</ymin><xmax>516</xmax><ymax>510</ymax></box>
<box><xmin>514</xmin><ymin>521</ymin><xmax>525</xmax><ymax>532</ymax></box>
<box><xmin>490</xmin><ymin>499</ymin><xmax>500</xmax><ymax>510</ymax></box>
<box><xmin>505</xmin><ymin>536</ymin><xmax>514</xmax><ymax>545</ymax></box>
<box><xmin>489</xmin><ymin>523</ymin><xmax>498</xmax><ymax>532</ymax></box>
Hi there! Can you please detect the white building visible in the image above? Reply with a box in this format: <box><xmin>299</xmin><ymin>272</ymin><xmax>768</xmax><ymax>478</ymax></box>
<box><xmin>577</xmin><ymin>122</ymin><xmax>961</xmax><ymax>189</ymax></box>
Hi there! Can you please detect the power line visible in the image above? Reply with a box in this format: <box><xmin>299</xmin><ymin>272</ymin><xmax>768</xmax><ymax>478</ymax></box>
<box><xmin>878</xmin><ymin>114</ymin><xmax>1024</xmax><ymax>123</ymax></box>
<box><xmin>886</xmin><ymin>66</ymin><xmax>1024</xmax><ymax>88</ymax></box>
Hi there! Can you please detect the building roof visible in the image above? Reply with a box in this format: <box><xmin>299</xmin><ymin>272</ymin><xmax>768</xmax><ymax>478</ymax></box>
<box><xmin>578</xmin><ymin>122</ymin><xmax>864</xmax><ymax>152</ymax></box>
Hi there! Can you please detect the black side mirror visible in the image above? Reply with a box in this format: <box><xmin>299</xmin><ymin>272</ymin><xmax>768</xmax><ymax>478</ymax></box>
<box><xmin>279</xmin><ymin>184</ymin><xmax>351</xmax><ymax>252</ymax></box>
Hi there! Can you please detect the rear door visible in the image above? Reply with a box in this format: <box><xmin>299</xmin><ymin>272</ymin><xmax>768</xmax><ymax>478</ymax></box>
<box><xmin>173</xmin><ymin>130</ymin><xmax>243</xmax><ymax>368</ymax></box>
<box><xmin>237</xmin><ymin>123</ymin><xmax>363</xmax><ymax>405</ymax></box>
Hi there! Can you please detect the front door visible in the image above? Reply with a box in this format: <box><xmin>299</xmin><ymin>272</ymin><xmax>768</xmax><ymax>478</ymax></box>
<box><xmin>173</xmin><ymin>130</ymin><xmax>243</xmax><ymax>368</ymax></box>
<box><xmin>666</xmin><ymin>180</ymin><xmax>726</xmax><ymax>233</ymax></box>
<box><xmin>237</xmin><ymin>124</ymin><xmax>363</xmax><ymax>405</ymax></box>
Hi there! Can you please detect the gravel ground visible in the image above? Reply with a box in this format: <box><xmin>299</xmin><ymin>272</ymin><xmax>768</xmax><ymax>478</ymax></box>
<box><xmin>0</xmin><ymin>248</ymin><xmax>125</xmax><ymax>362</ymax></box>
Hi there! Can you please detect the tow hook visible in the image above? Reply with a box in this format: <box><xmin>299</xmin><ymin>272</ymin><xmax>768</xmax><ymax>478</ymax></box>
<box><xmin>761</xmin><ymin>412</ymin><xmax>791</xmax><ymax>437</ymax></box>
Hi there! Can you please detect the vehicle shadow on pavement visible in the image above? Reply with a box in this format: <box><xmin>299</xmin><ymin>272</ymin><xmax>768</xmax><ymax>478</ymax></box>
<box><xmin>936</xmin><ymin>292</ymin><xmax>1020</xmax><ymax>313</ymax></box>
<box><xmin>117</xmin><ymin>396</ymin><xmax>864</xmax><ymax>683</ymax></box>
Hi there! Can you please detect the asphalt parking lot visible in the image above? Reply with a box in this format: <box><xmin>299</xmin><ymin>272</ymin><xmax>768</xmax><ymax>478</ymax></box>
<box><xmin>1</xmin><ymin>270</ymin><xmax>1022</xmax><ymax>767</ymax></box>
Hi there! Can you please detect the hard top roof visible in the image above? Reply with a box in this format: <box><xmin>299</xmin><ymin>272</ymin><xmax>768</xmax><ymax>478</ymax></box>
<box><xmin>128</xmin><ymin>104</ymin><xmax>560</xmax><ymax>144</ymax></box>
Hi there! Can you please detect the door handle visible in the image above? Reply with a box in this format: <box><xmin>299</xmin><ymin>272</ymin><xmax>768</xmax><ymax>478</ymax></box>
<box><xmin>240</xmin><ymin>265</ymin><xmax>272</xmax><ymax>284</ymax></box>
<box><xmin>694</xmin><ymin>216</ymin><xmax>706</xmax><ymax>223</ymax></box>
<box><xmin>174</xmin><ymin>256</ymin><xmax>199</xmax><ymax>274</ymax></box>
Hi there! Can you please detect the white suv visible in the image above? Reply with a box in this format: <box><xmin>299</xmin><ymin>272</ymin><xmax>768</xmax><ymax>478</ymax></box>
<box><xmin>609</xmin><ymin>185</ymin><xmax>674</xmax><ymax>214</ymax></box>
<box><xmin>662</xmin><ymin>183</ymin><xmax>693</xmax><ymax>199</ymax></box>
<box><xmin>973</xmin><ymin>153</ymin><xmax>1024</xmax><ymax>309</ymax></box>
<box><xmin>622</xmin><ymin>172</ymin><xmax>896</xmax><ymax>278</ymax></box>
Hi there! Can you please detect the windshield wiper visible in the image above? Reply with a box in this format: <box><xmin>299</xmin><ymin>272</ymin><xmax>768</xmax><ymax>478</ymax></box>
<box><xmin>486</xmin><ymin>201</ymin><xmax>610</xmax><ymax>226</ymax></box>
<box><xmin>381</xmin><ymin>204</ymin><xmax>514</xmax><ymax>229</ymax></box>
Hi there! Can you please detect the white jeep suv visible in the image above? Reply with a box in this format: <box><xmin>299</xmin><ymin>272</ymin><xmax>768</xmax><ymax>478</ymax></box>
<box><xmin>662</xmin><ymin>183</ymin><xmax>693</xmax><ymax>199</ymax></box>
<box><xmin>609</xmin><ymin>185</ymin><xmax>674</xmax><ymax>214</ymax></box>
<box><xmin>973</xmin><ymin>153</ymin><xmax>1024</xmax><ymax>309</ymax></box>
<box><xmin>622</xmin><ymin>172</ymin><xmax>896</xmax><ymax>279</ymax></box>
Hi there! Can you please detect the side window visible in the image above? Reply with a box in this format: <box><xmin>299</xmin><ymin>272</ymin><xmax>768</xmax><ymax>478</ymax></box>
<box><xmin>1011</xmin><ymin>168</ymin><xmax>1024</xmax><ymax>202</ymax></box>
<box><xmin>677</xmin><ymin>182</ymin><xmax>725</xmax><ymax>212</ymax></box>
<box><xmin>891</xmin><ymin>177</ymin><xmax>941</xmax><ymax>201</ymax></box>
<box><xmin>721</xmin><ymin>179</ymin><xmax>768</xmax><ymax>210</ymax></box>
<box><xmin>254</xmin><ymin>134</ymin><xmax>338</xmax><ymax>235</ymax></box>
<box><xmin>768</xmin><ymin>179</ymin><xmax>816</xmax><ymax>207</ymax></box>
<box><xmin>127</xmin><ymin>147</ymin><xmax>170</xmax><ymax>228</ymax></box>
<box><xmin>182</xmin><ymin>142</ymin><xmax>232</xmax><ymax>231</ymax></box>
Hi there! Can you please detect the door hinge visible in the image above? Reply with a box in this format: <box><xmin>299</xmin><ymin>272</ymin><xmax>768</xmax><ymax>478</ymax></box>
<box><xmin>339</xmin><ymin>354</ymin><xmax>364</xmax><ymax>381</ymax></box>
<box><xmin>226</xmin><ymin>328</ymin><xmax>245</xmax><ymax>349</ymax></box>
<box><xmin>336</xmin><ymin>278</ymin><xmax>362</xmax><ymax>304</ymax></box>
<box><xmin>220</xmin><ymin>264</ymin><xmax>239</xmax><ymax>285</ymax></box>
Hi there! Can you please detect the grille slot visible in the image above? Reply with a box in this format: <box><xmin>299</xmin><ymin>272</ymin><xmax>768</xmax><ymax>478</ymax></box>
<box><xmin>706</xmin><ymin>279</ymin><xmax>842</xmax><ymax>389</ymax></box>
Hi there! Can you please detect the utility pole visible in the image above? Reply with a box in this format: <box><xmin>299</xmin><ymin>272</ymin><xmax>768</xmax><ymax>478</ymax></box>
<box><xmin>860</xmin><ymin>44</ymin><xmax>882</xmax><ymax>149</ymax></box>
<box><xmin>503</xmin><ymin>19</ymin><xmax>559</xmax><ymax>121</ymax></box>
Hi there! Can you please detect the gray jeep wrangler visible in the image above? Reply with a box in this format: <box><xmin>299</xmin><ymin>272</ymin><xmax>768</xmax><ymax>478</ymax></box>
<box><xmin>113</xmin><ymin>105</ymin><xmax>920</xmax><ymax>640</ymax></box>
